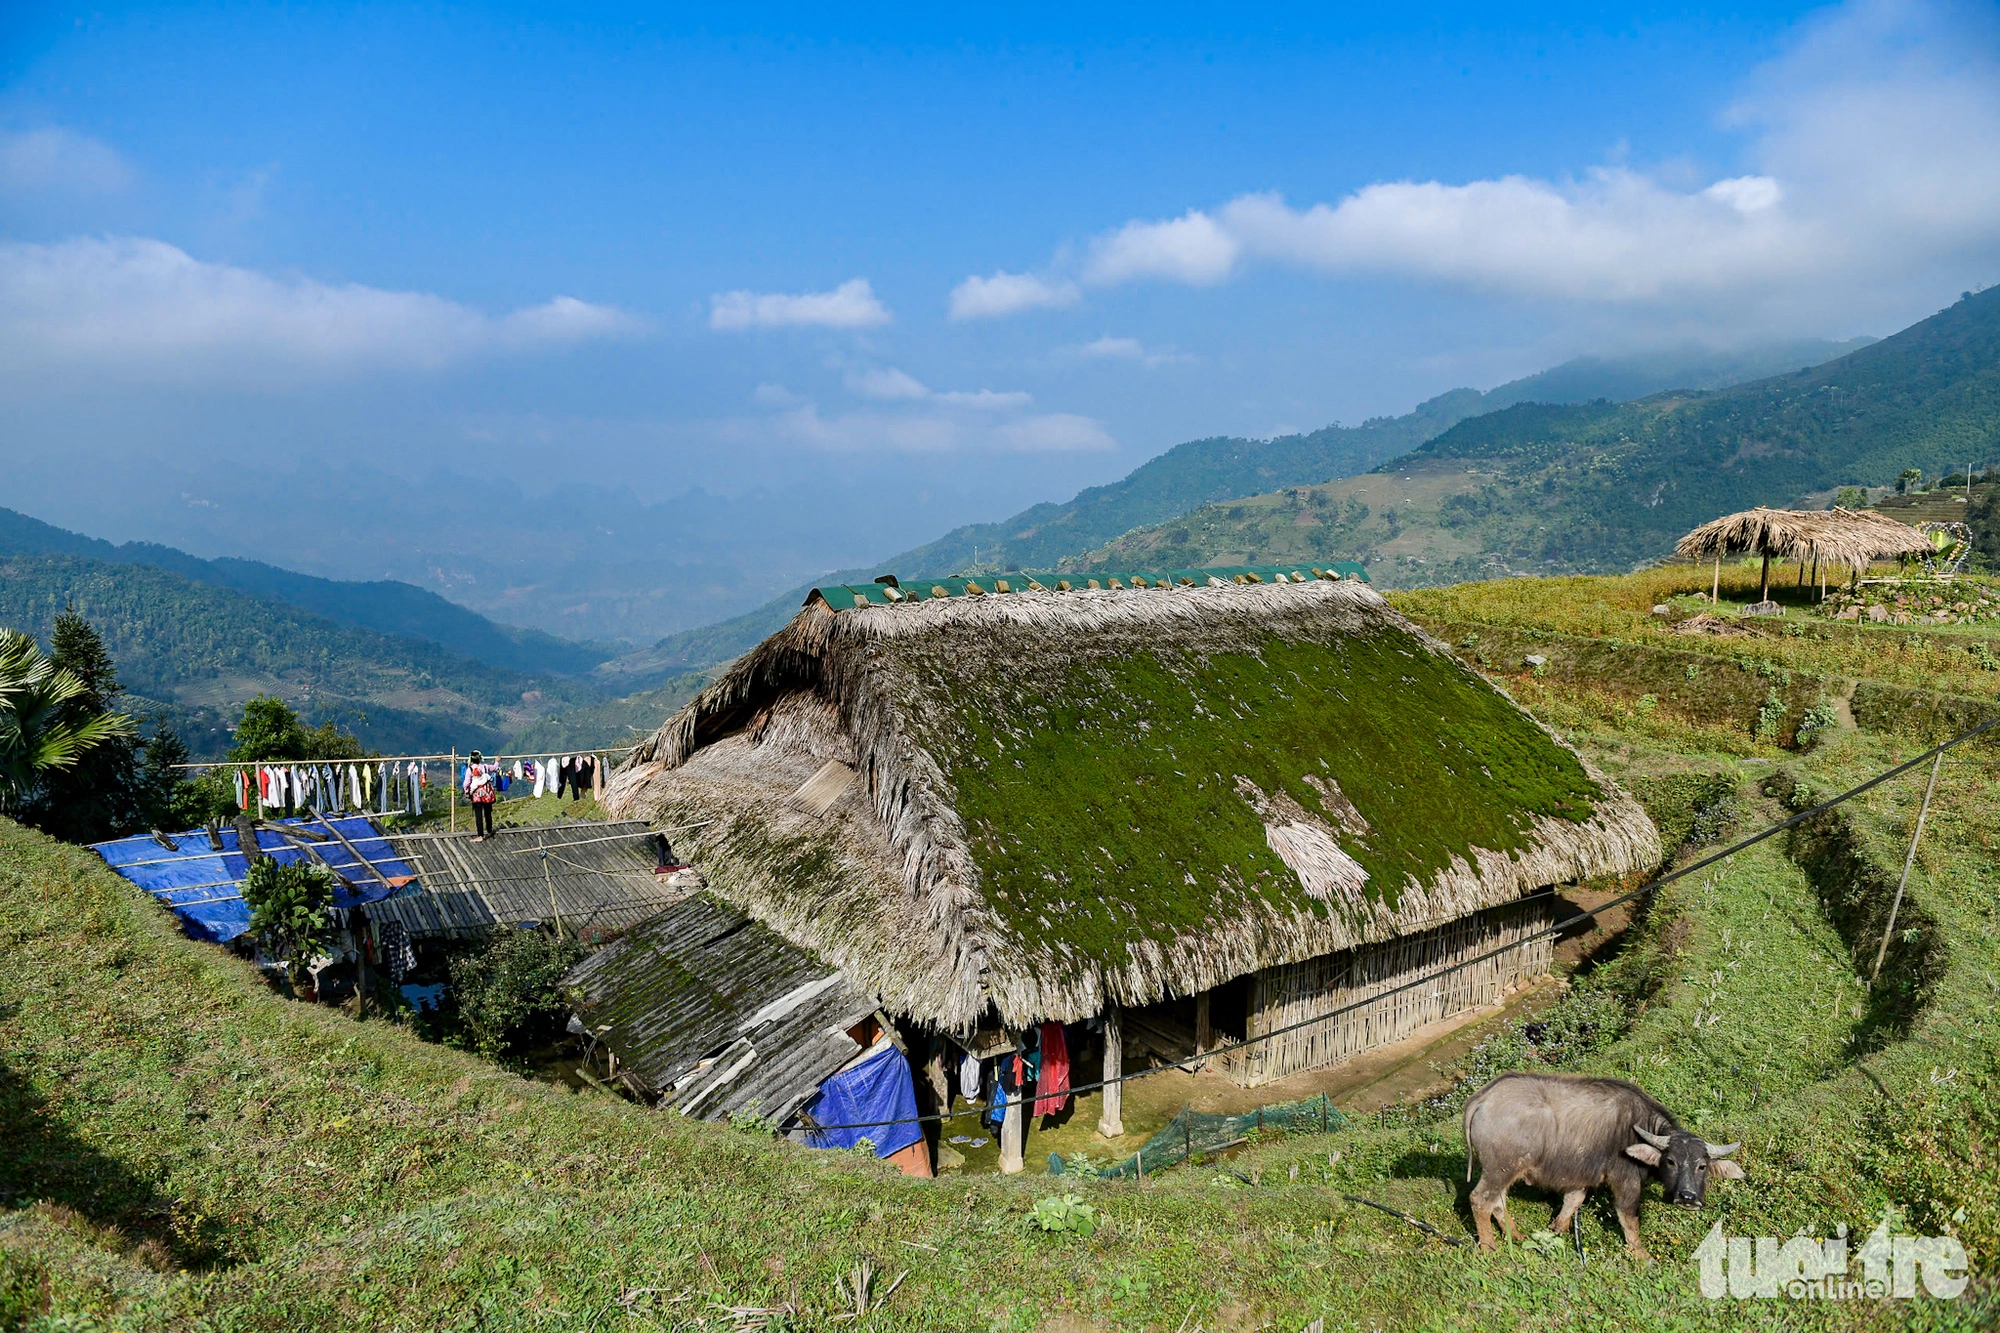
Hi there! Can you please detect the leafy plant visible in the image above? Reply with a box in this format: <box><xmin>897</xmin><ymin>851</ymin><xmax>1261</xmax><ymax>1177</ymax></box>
<box><xmin>1793</xmin><ymin>696</ymin><xmax>1841</xmax><ymax>749</ymax></box>
<box><xmin>1024</xmin><ymin>1194</ymin><xmax>1098</xmax><ymax>1237</ymax></box>
<box><xmin>0</xmin><ymin>627</ymin><xmax>135</xmax><ymax>808</ymax></box>
<box><xmin>729</xmin><ymin>1101</ymin><xmax>779</xmax><ymax>1136</ymax></box>
<box><xmin>1754</xmin><ymin>686</ymin><xmax>1789</xmax><ymax>741</ymax></box>
<box><xmin>444</xmin><ymin>926</ymin><xmax>586</xmax><ymax>1060</ymax></box>
<box><xmin>241</xmin><ymin>858</ymin><xmax>338</xmax><ymax>981</ymax></box>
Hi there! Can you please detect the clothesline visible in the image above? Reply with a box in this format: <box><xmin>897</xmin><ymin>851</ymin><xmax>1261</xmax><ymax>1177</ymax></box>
<box><xmin>171</xmin><ymin>743</ymin><xmax>641</xmax><ymax>772</ymax></box>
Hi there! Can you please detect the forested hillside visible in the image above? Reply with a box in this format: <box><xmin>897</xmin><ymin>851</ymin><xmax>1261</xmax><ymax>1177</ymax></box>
<box><xmin>605</xmin><ymin>339</ymin><xmax>1865</xmax><ymax>686</ymax></box>
<box><xmin>0</xmin><ymin>508</ymin><xmax>616</xmax><ymax>677</ymax></box>
<box><xmin>1080</xmin><ymin>290</ymin><xmax>2000</xmax><ymax>585</ymax></box>
<box><xmin>0</xmin><ymin>553</ymin><xmax>597</xmax><ymax>757</ymax></box>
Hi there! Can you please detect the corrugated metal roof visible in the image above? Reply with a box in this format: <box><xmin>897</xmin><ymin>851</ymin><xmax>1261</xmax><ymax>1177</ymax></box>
<box><xmin>808</xmin><ymin>563</ymin><xmax>1369</xmax><ymax>609</ymax></box>
<box><xmin>564</xmin><ymin>893</ymin><xmax>875</xmax><ymax>1124</ymax></box>
<box><xmin>367</xmin><ymin>821</ymin><xmax>690</xmax><ymax>940</ymax></box>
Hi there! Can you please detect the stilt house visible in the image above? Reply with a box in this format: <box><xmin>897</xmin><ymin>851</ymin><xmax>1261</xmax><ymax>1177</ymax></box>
<box><xmin>605</xmin><ymin>572</ymin><xmax>1659</xmax><ymax>1166</ymax></box>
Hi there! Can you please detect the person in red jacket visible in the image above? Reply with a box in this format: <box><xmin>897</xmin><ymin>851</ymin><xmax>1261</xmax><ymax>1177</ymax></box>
<box><xmin>463</xmin><ymin>750</ymin><xmax>498</xmax><ymax>840</ymax></box>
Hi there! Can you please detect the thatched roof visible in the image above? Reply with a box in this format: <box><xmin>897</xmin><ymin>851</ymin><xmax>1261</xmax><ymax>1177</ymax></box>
<box><xmin>1675</xmin><ymin>507</ymin><xmax>1931</xmax><ymax>575</ymax></box>
<box><xmin>605</xmin><ymin>579</ymin><xmax>1659</xmax><ymax>1031</ymax></box>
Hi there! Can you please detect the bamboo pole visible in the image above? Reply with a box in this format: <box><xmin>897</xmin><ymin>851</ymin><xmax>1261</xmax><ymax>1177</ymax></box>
<box><xmin>1873</xmin><ymin>750</ymin><xmax>1944</xmax><ymax>983</ymax></box>
<box><xmin>449</xmin><ymin>747</ymin><xmax>458</xmax><ymax>834</ymax></box>
<box><xmin>1712</xmin><ymin>552</ymin><xmax>1722</xmax><ymax>604</ymax></box>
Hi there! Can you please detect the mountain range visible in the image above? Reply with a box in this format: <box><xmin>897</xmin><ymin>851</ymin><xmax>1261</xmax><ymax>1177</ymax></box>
<box><xmin>1078</xmin><ymin>290</ymin><xmax>1999</xmax><ymax>586</ymax></box>
<box><xmin>604</xmin><ymin>336</ymin><xmax>1878</xmax><ymax>687</ymax></box>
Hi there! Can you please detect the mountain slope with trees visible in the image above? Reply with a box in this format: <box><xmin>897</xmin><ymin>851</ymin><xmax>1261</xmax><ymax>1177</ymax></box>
<box><xmin>0</xmin><ymin>552</ymin><xmax>600</xmax><ymax>758</ymax></box>
<box><xmin>1077</xmin><ymin>289</ymin><xmax>2000</xmax><ymax>586</ymax></box>
<box><xmin>0</xmin><ymin>508</ymin><xmax>618</xmax><ymax>678</ymax></box>
<box><xmin>603</xmin><ymin>339</ymin><xmax>1869</xmax><ymax>687</ymax></box>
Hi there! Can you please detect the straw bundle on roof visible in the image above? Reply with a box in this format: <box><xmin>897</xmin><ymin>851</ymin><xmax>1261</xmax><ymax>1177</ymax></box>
<box><xmin>606</xmin><ymin>579</ymin><xmax>1659</xmax><ymax>1031</ymax></box>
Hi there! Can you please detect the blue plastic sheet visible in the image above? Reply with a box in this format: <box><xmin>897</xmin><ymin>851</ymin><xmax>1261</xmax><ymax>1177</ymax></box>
<box><xmin>799</xmin><ymin>1043</ymin><xmax>923</xmax><ymax>1160</ymax></box>
<box><xmin>92</xmin><ymin>816</ymin><xmax>417</xmax><ymax>944</ymax></box>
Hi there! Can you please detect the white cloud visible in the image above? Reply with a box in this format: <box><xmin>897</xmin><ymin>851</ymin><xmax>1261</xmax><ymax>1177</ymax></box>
<box><xmin>709</xmin><ymin>277</ymin><xmax>890</xmax><ymax>330</ymax></box>
<box><xmin>842</xmin><ymin>365</ymin><xmax>1033</xmax><ymax>410</ymax></box>
<box><xmin>947</xmin><ymin>270</ymin><xmax>1080</xmax><ymax>320</ymax></box>
<box><xmin>1085</xmin><ymin>209</ymin><xmax>1240</xmax><ymax>286</ymax></box>
<box><xmin>0</xmin><ymin>128</ymin><xmax>134</xmax><ymax>196</ymax></box>
<box><xmin>936</xmin><ymin>388</ymin><xmax>1034</xmax><ymax>409</ymax></box>
<box><xmin>0</xmin><ymin>235</ymin><xmax>641</xmax><ymax>387</ymax></box>
<box><xmin>845</xmin><ymin>366</ymin><xmax>930</xmax><ymax>399</ymax></box>
<box><xmin>1045</xmin><ymin>1</ymin><xmax>2000</xmax><ymax>317</ymax></box>
<box><xmin>994</xmin><ymin>413</ymin><xmax>1118</xmax><ymax>453</ymax></box>
<box><xmin>1072</xmin><ymin>335</ymin><xmax>1192</xmax><ymax>368</ymax></box>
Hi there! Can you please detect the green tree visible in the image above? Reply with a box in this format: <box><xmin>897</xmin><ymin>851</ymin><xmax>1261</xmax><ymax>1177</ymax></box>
<box><xmin>227</xmin><ymin>695</ymin><xmax>366</xmax><ymax>763</ymax></box>
<box><xmin>446</xmin><ymin>927</ymin><xmax>586</xmax><ymax>1060</ymax></box>
<box><xmin>0</xmin><ymin>627</ymin><xmax>136</xmax><ymax>813</ymax></box>
<box><xmin>18</xmin><ymin>611</ymin><xmax>148</xmax><ymax>842</ymax></box>
<box><xmin>241</xmin><ymin>858</ymin><xmax>337</xmax><ymax>981</ymax></box>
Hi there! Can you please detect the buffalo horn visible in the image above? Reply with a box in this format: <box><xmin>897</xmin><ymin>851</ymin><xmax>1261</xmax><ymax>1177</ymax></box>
<box><xmin>1632</xmin><ymin>1126</ymin><xmax>1670</xmax><ymax>1149</ymax></box>
<box><xmin>1704</xmin><ymin>1141</ymin><xmax>1740</xmax><ymax>1158</ymax></box>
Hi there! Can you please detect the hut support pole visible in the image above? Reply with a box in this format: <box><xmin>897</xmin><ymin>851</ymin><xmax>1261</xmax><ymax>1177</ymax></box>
<box><xmin>1712</xmin><ymin>553</ymin><xmax>1721</xmax><ymax>604</ymax></box>
<box><xmin>1097</xmin><ymin>1008</ymin><xmax>1125</xmax><ymax>1139</ymax></box>
<box><xmin>1194</xmin><ymin>991</ymin><xmax>1213</xmax><ymax>1071</ymax></box>
<box><xmin>1759</xmin><ymin>552</ymin><xmax>1771</xmax><ymax>603</ymax></box>
<box><xmin>449</xmin><ymin>747</ymin><xmax>458</xmax><ymax>834</ymax></box>
<box><xmin>999</xmin><ymin>1094</ymin><xmax>1025</xmax><ymax>1174</ymax></box>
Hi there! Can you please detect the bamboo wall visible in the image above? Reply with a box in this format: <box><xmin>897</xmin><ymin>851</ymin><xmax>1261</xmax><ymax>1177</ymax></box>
<box><xmin>1214</xmin><ymin>898</ymin><xmax>1554</xmax><ymax>1087</ymax></box>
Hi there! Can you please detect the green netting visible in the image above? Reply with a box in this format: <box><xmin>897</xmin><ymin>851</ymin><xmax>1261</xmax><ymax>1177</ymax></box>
<box><xmin>1082</xmin><ymin>1093</ymin><xmax>1346</xmax><ymax>1179</ymax></box>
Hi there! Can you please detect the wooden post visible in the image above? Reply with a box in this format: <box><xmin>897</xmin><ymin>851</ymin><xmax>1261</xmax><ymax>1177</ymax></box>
<box><xmin>1873</xmin><ymin>750</ymin><xmax>1944</xmax><ymax>984</ymax></box>
<box><xmin>1759</xmin><ymin>551</ymin><xmax>1771</xmax><ymax>603</ymax></box>
<box><xmin>1712</xmin><ymin>552</ymin><xmax>1722</xmax><ymax>604</ymax></box>
<box><xmin>1193</xmin><ymin>991</ymin><xmax>1213</xmax><ymax>1072</ymax></box>
<box><xmin>1097</xmin><ymin>1007</ymin><xmax>1125</xmax><ymax>1139</ymax></box>
<box><xmin>449</xmin><ymin>747</ymin><xmax>458</xmax><ymax>833</ymax></box>
<box><xmin>999</xmin><ymin>1090</ymin><xmax>1025</xmax><ymax>1174</ymax></box>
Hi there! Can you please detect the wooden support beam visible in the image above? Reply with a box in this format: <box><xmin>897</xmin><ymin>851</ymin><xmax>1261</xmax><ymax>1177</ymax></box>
<box><xmin>1097</xmin><ymin>1007</ymin><xmax>1125</xmax><ymax>1139</ymax></box>
<box><xmin>999</xmin><ymin>1092</ymin><xmax>1025</xmax><ymax>1174</ymax></box>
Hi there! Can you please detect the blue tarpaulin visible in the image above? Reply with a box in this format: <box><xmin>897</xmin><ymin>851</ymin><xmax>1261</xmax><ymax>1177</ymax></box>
<box><xmin>92</xmin><ymin>816</ymin><xmax>417</xmax><ymax>944</ymax></box>
<box><xmin>799</xmin><ymin>1042</ymin><xmax>923</xmax><ymax>1160</ymax></box>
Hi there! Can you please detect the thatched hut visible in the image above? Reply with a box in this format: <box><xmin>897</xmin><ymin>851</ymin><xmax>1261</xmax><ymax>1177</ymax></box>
<box><xmin>1675</xmin><ymin>506</ymin><xmax>1931</xmax><ymax>604</ymax></box>
<box><xmin>606</xmin><ymin>573</ymin><xmax>1658</xmax><ymax>1168</ymax></box>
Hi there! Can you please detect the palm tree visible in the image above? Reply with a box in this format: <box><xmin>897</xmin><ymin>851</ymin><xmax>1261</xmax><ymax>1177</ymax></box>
<box><xmin>0</xmin><ymin>629</ymin><xmax>137</xmax><ymax>806</ymax></box>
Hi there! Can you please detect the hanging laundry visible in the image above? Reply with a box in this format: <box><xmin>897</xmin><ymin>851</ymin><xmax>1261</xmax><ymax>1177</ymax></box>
<box><xmin>378</xmin><ymin>919</ymin><xmax>417</xmax><ymax>983</ymax></box>
<box><xmin>959</xmin><ymin>1050</ymin><xmax>982</xmax><ymax>1101</ymax></box>
<box><xmin>1033</xmin><ymin>1022</ymin><xmax>1071</xmax><ymax>1118</ymax></box>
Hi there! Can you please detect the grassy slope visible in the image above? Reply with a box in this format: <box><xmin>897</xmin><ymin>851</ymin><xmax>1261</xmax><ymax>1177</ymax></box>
<box><xmin>0</xmin><ymin>507</ymin><xmax>617</xmax><ymax>679</ymax></box>
<box><xmin>0</xmin><ymin>552</ymin><xmax>601</xmax><ymax>759</ymax></box>
<box><xmin>8</xmin><ymin>573</ymin><xmax>2000</xmax><ymax>1329</ymax></box>
<box><xmin>1077</xmin><ymin>290</ymin><xmax>2000</xmax><ymax>588</ymax></box>
<box><xmin>601</xmin><ymin>342</ymin><xmax>1872</xmax><ymax>689</ymax></box>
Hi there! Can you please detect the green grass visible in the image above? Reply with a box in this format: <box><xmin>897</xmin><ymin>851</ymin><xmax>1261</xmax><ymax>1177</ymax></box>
<box><xmin>8</xmin><ymin>572</ymin><xmax>2000</xmax><ymax>1329</ymax></box>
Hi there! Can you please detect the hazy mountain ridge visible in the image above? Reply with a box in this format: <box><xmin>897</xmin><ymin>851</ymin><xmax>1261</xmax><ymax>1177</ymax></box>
<box><xmin>0</xmin><ymin>551</ymin><xmax>604</xmax><ymax>758</ymax></box>
<box><xmin>1076</xmin><ymin>293</ymin><xmax>1997</xmax><ymax>585</ymax></box>
<box><xmin>605</xmin><ymin>337</ymin><xmax>1881</xmax><ymax>686</ymax></box>
<box><xmin>0</xmin><ymin>507</ymin><xmax>617</xmax><ymax>677</ymax></box>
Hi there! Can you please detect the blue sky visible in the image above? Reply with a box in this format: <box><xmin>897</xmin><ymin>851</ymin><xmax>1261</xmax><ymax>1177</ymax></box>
<box><xmin>2</xmin><ymin>1</ymin><xmax>1998</xmax><ymax>604</ymax></box>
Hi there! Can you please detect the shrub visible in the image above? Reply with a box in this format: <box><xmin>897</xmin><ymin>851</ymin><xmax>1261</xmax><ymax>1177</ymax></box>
<box><xmin>1793</xmin><ymin>696</ymin><xmax>1841</xmax><ymax>749</ymax></box>
<box><xmin>241</xmin><ymin>859</ymin><xmax>337</xmax><ymax>980</ymax></box>
<box><xmin>1025</xmin><ymin>1194</ymin><xmax>1099</xmax><ymax>1237</ymax></box>
<box><xmin>1754</xmin><ymin>687</ymin><xmax>1789</xmax><ymax>742</ymax></box>
<box><xmin>445</xmin><ymin>927</ymin><xmax>586</xmax><ymax>1060</ymax></box>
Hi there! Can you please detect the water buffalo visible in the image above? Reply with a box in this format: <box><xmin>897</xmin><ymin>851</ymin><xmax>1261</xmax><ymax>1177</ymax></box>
<box><xmin>1462</xmin><ymin>1072</ymin><xmax>1744</xmax><ymax>1258</ymax></box>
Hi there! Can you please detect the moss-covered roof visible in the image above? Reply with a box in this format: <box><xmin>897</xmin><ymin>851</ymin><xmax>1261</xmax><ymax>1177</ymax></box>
<box><xmin>608</xmin><ymin>580</ymin><xmax>1658</xmax><ymax>1029</ymax></box>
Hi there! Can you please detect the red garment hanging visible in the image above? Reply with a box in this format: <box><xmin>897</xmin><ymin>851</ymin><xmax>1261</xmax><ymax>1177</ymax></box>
<box><xmin>1033</xmin><ymin>1021</ymin><xmax>1070</xmax><ymax>1117</ymax></box>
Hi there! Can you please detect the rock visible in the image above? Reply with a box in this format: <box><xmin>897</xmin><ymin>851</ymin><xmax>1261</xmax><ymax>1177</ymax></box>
<box><xmin>1524</xmin><ymin>654</ymin><xmax>1548</xmax><ymax>668</ymax></box>
<box><xmin>1651</xmin><ymin>604</ymin><xmax>1671</xmax><ymax>616</ymax></box>
<box><xmin>1835</xmin><ymin>605</ymin><xmax>1861</xmax><ymax>620</ymax></box>
<box><xmin>1867</xmin><ymin>604</ymin><xmax>1890</xmax><ymax>622</ymax></box>
<box><xmin>1741</xmin><ymin>600</ymin><xmax>1785</xmax><ymax>617</ymax></box>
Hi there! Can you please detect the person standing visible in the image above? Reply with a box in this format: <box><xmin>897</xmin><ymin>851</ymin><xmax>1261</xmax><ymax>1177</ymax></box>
<box><xmin>464</xmin><ymin>750</ymin><xmax>498</xmax><ymax>840</ymax></box>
